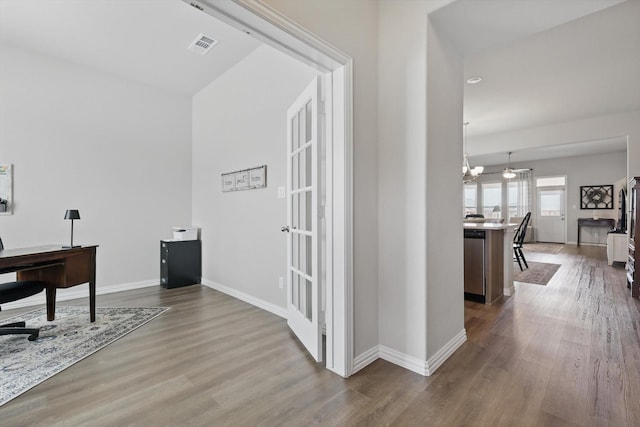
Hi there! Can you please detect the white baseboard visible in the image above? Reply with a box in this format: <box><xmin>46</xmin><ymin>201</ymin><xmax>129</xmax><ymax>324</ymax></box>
<box><xmin>359</xmin><ymin>329</ymin><xmax>467</xmax><ymax>377</ymax></box>
<box><xmin>352</xmin><ymin>345</ymin><xmax>379</xmax><ymax>374</ymax></box>
<box><xmin>2</xmin><ymin>276</ymin><xmax>287</xmax><ymax>321</ymax></box>
<box><xmin>566</xmin><ymin>241</ymin><xmax>604</xmax><ymax>247</ymax></box>
<box><xmin>201</xmin><ymin>279</ymin><xmax>287</xmax><ymax>319</ymax></box>
<box><xmin>379</xmin><ymin>345</ymin><xmax>431</xmax><ymax>376</ymax></box>
<box><xmin>575</xmin><ymin>241</ymin><xmax>606</xmax><ymax>247</ymax></box>
<box><xmin>1</xmin><ymin>280</ymin><xmax>158</xmax><ymax>311</ymax></box>
<box><xmin>426</xmin><ymin>329</ymin><xmax>467</xmax><ymax>374</ymax></box>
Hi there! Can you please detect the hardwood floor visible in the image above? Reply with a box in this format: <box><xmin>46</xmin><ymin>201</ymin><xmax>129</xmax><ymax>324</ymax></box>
<box><xmin>1</xmin><ymin>244</ymin><xmax>639</xmax><ymax>426</ymax></box>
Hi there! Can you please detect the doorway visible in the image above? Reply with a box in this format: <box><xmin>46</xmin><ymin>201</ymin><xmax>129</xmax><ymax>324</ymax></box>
<box><xmin>536</xmin><ymin>176</ymin><xmax>567</xmax><ymax>243</ymax></box>
<box><xmin>193</xmin><ymin>0</ymin><xmax>353</xmax><ymax>377</ymax></box>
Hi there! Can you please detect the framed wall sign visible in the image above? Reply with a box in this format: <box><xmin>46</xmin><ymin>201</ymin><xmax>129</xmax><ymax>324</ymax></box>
<box><xmin>235</xmin><ymin>170</ymin><xmax>249</xmax><ymax>189</ymax></box>
<box><xmin>580</xmin><ymin>185</ymin><xmax>613</xmax><ymax>209</ymax></box>
<box><xmin>221</xmin><ymin>173</ymin><xmax>236</xmax><ymax>192</ymax></box>
<box><xmin>221</xmin><ymin>165</ymin><xmax>267</xmax><ymax>192</ymax></box>
<box><xmin>249</xmin><ymin>166</ymin><xmax>266</xmax><ymax>188</ymax></box>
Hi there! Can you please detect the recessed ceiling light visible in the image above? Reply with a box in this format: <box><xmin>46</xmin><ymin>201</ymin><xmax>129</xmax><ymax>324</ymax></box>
<box><xmin>466</xmin><ymin>76</ymin><xmax>482</xmax><ymax>84</ymax></box>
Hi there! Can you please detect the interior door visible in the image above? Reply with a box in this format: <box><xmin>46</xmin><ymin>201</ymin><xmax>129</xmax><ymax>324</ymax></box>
<box><xmin>284</xmin><ymin>77</ymin><xmax>322</xmax><ymax>362</ymax></box>
<box><xmin>537</xmin><ymin>187</ymin><xmax>566</xmax><ymax>243</ymax></box>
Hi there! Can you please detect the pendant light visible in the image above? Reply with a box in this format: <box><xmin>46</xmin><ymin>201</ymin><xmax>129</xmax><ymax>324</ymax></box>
<box><xmin>502</xmin><ymin>152</ymin><xmax>516</xmax><ymax>179</ymax></box>
<box><xmin>462</xmin><ymin>122</ymin><xmax>483</xmax><ymax>183</ymax></box>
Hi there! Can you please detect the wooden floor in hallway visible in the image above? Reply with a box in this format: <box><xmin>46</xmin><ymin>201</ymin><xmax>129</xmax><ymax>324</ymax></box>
<box><xmin>1</xmin><ymin>244</ymin><xmax>639</xmax><ymax>426</ymax></box>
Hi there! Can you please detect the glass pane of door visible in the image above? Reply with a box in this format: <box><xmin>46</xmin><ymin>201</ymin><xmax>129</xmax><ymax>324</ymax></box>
<box><xmin>540</xmin><ymin>193</ymin><xmax>562</xmax><ymax>216</ymax></box>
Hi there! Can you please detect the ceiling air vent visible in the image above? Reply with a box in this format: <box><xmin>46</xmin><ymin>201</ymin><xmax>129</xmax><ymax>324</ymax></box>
<box><xmin>187</xmin><ymin>33</ymin><xmax>218</xmax><ymax>55</ymax></box>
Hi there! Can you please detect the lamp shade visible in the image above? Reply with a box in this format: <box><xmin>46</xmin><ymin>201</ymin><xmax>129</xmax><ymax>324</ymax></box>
<box><xmin>64</xmin><ymin>209</ymin><xmax>81</xmax><ymax>220</ymax></box>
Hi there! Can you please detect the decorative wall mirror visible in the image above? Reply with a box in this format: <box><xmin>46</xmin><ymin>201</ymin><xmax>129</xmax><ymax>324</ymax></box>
<box><xmin>0</xmin><ymin>164</ymin><xmax>13</xmax><ymax>215</ymax></box>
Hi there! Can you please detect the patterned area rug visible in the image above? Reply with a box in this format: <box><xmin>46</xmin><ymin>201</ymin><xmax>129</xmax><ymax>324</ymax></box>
<box><xmin>0</xmin><ymin>306</ymin><xmax>169</xmax><ymax>406</ymax></box>
<box><xmin>514</xmin><ymin>261</ymin><xmax>561</xmax><ymax>285</ymax></box>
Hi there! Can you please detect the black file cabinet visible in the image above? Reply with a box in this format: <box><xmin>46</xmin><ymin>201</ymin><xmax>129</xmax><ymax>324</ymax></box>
<box><xmin>160</xmin><ymin>240</ymin><xmax>201</xmax><ymax>288</ymax></box>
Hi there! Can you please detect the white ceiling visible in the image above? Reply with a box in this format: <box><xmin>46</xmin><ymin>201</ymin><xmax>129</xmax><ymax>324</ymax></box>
<box><xmin>430</xmin><ymin>0</ymin><xmax>628</xmax><ymax>58</ymax></box>
<box><xmin>0</xmin><ymin>0</ymin><xmax>261</xmax><ymax>96</ymax></box>
<box><xmin>431</xmin><ymin>0</ymin><xmax>638</xmax><ymax>165</ymax></box>
<box><xmin>471</xmin><ymin>137</ymin><xmax>628</xmax><ymax>167</ymax></box>
<box><xmin>1</xmin><ymin>0</ymin><xmax>637</xmax><ymax>164</ymax></box>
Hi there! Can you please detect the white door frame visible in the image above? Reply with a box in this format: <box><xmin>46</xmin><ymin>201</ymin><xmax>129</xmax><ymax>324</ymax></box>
<box><xmin>192</xmin><ymin>0</ymin><xmax>354</xmax><ymax>377</ymax></box>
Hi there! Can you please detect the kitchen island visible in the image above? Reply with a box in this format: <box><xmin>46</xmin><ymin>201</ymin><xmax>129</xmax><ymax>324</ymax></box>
<box><xmin>463</xmin><ymin>222</ymin><xmax>516</xmax><ymax>304</ymax></box>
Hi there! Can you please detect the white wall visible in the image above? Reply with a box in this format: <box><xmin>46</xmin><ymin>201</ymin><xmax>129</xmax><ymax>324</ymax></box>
<box><xmin>425</xmin><ymin>17</ymin><xmax>466</xmax><ymax>363</ymax></box>
<box><xmin>485</xmin><ymin>150</ymin><xmax>627</xmax><ymax>244</ymax></box>
<box><xmin>378</xmin><ymin>0</ymin><xmax>430</xmax><ymax>363</ymax></box>
<box><xmin>263</xmin><ymin>0</ymin><xmax>381</xmax><ymax>357</ymax></box>
<box><xmin>265</xmin><ymin>0</ymin><xmax>463</xmax><ymax>373</ymax></box>
<box><xmin>0</xmin><ymin>44</ymin><xmax>192</xmax><ymax>298</ymax></box>
<box><xmin>378</xmin><ymin>0</ymin><xmax>466</xmax><ymax>371</ymax></box>
<box><xmin>192</xmin><ymin>45</ymin><xmax>317</xmax><ymax>310</ymax></box>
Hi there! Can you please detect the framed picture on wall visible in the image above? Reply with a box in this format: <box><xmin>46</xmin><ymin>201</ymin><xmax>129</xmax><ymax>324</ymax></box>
<box><xmin>580</xmin><ymin>185</ymin><xmax>613</xmax><ymax>209</ymax></box>
<box><xmin>0</xmin><ymin>164</ymin><xmax>13</xmax><ymax>215</ymax></box>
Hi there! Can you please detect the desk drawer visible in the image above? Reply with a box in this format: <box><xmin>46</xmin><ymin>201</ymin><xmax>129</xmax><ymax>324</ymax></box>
<box><xmin>63</xmin><ymin>251</ymin><xmax>94</xmax><ymax>287</ymax></box>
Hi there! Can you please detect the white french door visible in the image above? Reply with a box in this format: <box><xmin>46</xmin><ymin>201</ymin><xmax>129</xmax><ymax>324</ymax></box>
<box><xmin>284</xmin><ymin>77</ymin><xmax>322</xmax><ymax>362</ymax></box>
<box><xmin>537</xmin><ymin>187</ymin><xmax>566</xmax><ymax>243</ymax></box>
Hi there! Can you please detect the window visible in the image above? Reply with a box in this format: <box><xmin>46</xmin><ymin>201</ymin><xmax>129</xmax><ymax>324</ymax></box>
<box><xmin>464</xmin><ymin>183</ymin><xmax>477</xmax><ymax>215</ymax></box>
<box><xmin>464</xmin><ymin>171</ymin><xmax>533</xmax><ymax>220</ymax></box>
<box><xmin>536</xmin><ymin>176</ymin><xmax>565</xmax><ymax>187</ymax></box>
<box><xmin>482</xmin><ymin>182</ymin><xmax>502</xmax><ymax>218</ymax></box>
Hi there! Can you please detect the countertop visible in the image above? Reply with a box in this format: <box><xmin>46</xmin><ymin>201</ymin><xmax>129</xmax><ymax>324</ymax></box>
<box><xmin>464</xmin><ymin>222</ymin><xmax>519</xmax><ymax>230</ymax></box>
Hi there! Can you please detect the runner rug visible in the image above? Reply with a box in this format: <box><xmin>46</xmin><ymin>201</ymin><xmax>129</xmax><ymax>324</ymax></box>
<box><xmin>523</xmin><ymin>243</ymin><xmax>564</xmax><ymax>254</ymax></box>
<box><xmin>514</xmin><ymin>261</ymin><xmax>561</xmax><ymax>285</ymax></box>
<box><xmin>0</xmin><ymin>306</ymin><xmax>169</xmax><ymax>406</ymax></box>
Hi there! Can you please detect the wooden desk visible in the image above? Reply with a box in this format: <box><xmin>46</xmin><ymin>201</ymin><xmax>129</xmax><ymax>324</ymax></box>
<box><xmin>577</xmin><ymin>218</ymin><xmax>615</xmax><ymax>246</ymax></box>
<box><xmin>0</xmin><ymin>245</ymin><xmax>97</xmax><ymax>322</ymax></box>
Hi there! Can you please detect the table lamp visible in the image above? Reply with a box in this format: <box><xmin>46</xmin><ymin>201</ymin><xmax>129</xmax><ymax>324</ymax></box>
<box><xmin>64</xmin><ymin>209</ymin><xmax>81</xmax><ymax>248</ymax></box>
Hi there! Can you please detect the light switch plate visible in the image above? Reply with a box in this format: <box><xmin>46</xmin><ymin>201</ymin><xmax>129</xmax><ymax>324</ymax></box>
<box><xmin>278</xmin><ymin>186</ymin><xmax>286</xmax><ymax>199</ymax></box>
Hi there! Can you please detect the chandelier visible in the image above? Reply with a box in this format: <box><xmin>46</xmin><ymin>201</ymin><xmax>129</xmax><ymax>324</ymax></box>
<box><xmin>502</xmin><ymin>152</ymin><xmax>517</xmax><ymax>179</ymax></box>
<box><xmin>462</xmin><ymin>122</ymin><xmax>483</xmax><ymax>183</ymax></box>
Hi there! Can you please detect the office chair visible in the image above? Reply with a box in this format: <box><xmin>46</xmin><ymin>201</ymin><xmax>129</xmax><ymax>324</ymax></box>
<box><xmin>513</xmin><ymin>212</ymin><xmax>532</xmax><ymax>271</ymax></box>
<box><xmin>465</xmin><ymin>214</ymin><xmax>485</xmax><ymax>219</ymax></box>
<box><xmin>0</xmin><ymin>237</ymin><xmax>47</xmax><ymax>341</ymax></box>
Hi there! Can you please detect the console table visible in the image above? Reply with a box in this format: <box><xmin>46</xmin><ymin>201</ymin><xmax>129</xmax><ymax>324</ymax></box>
<box><xmin>577</xmin><ymin>218</ymin><xmax>615</xmax><ymax>246</ymax></box>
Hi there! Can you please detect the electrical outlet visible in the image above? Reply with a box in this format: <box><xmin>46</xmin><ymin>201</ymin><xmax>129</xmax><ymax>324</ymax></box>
<box><xmin>278</xmin><ymin>277</ymin><xmax>284</xmax><ymax>289</ymax></box>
